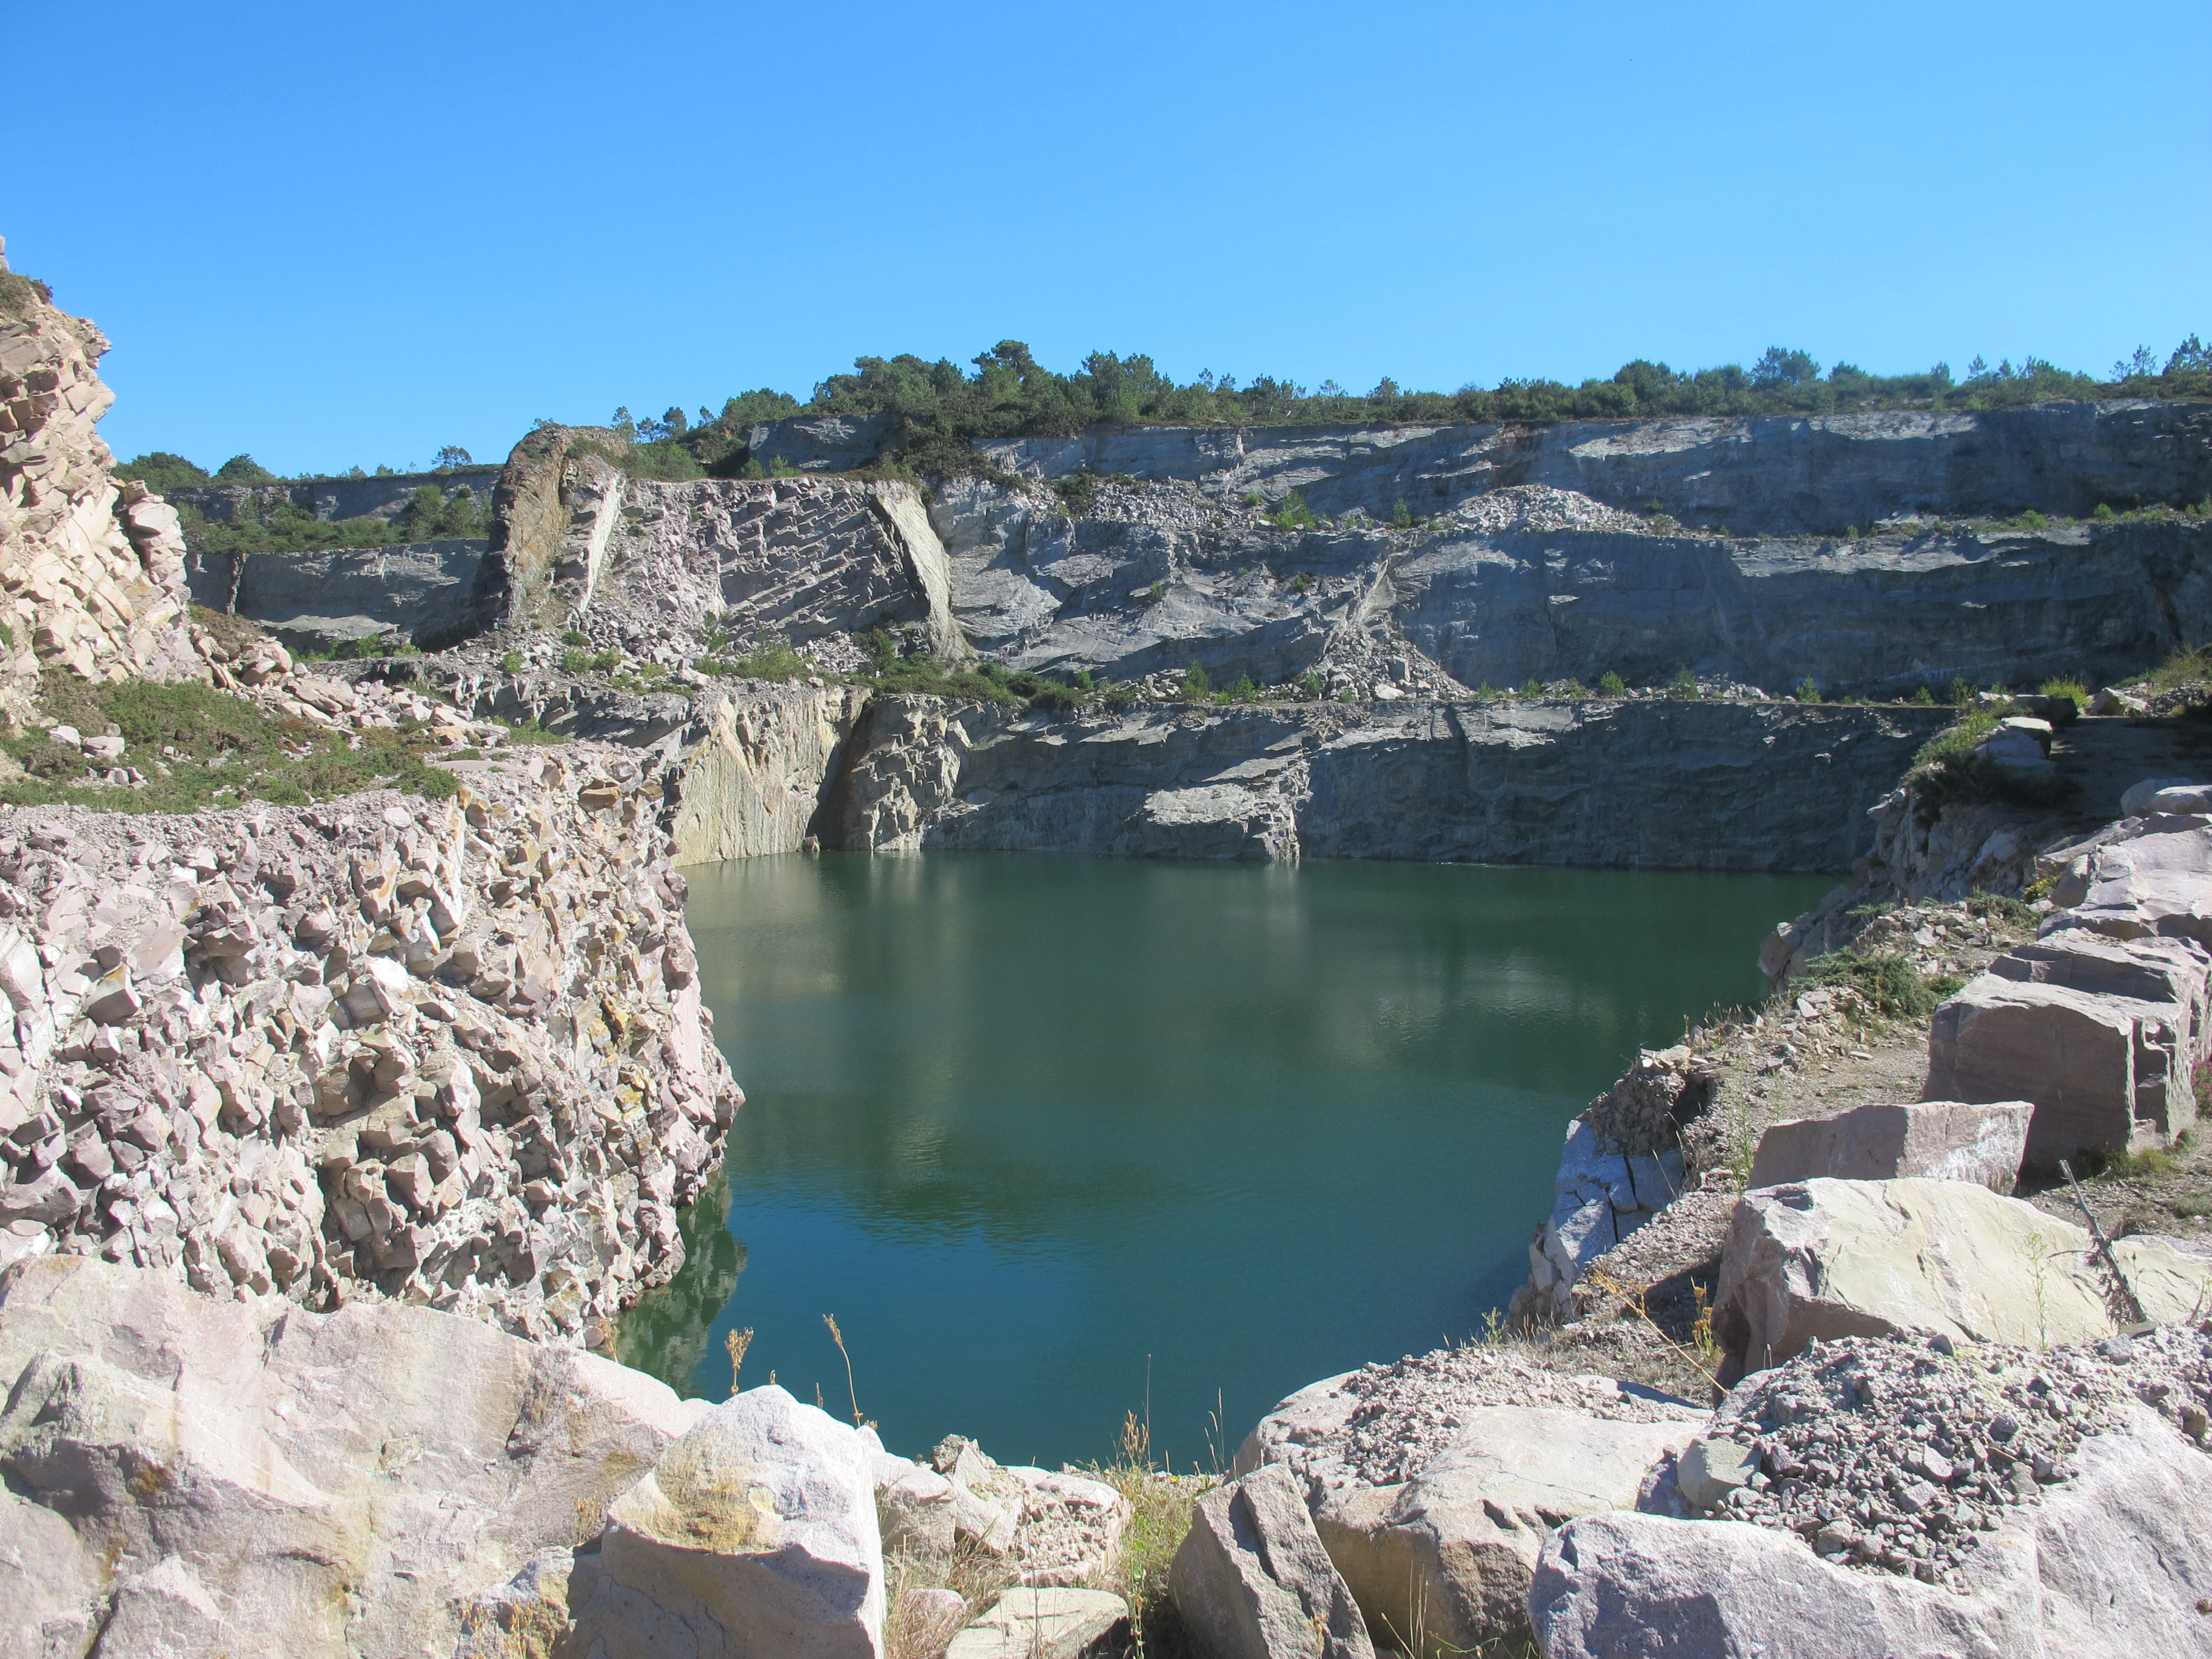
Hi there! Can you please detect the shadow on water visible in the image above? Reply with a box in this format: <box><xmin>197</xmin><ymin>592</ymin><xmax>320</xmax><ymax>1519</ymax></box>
<box><xmin>617</xmin><ymin>853</ymin><xmax>1827</xmax><ymax>1466</ymax></box>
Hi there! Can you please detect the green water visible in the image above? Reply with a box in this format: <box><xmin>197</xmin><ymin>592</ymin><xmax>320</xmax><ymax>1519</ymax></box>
<box><xmin>619</xmin><ymin>853</ymin><xmax>1826</xmax><ymax>1467</ymax></box>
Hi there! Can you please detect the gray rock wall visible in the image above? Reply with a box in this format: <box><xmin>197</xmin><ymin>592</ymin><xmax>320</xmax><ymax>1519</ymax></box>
<box><xmin>186</xmin><ymin>538</ymin><xmax>489</xmax><ymax>649</ymax></box>
<box><xmin>971</xmin><ymin>403</ymin><xmax>2212</xmax><ymax>534</ymax></box>
<box><xmin>826</xmin><ymin>696</ymin><xmax>1952</xmax><ymax>871</ymax></box>
<box><xmin>743</xmin><ymin>402</ymin><xmax>2212</xmax><ymax>534</ymax></box>
<box><xmin>925</xmin><ymin>475</ymin><xmax>2212</xmax><ymax>697</ymax></box>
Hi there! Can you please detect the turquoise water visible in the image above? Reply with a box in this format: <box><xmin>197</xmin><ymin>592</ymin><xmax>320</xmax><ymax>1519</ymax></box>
<box><xmin>618</xmin><ymin>853</ymin><xmax>1825</xmax><ymax>1467</ymax></box>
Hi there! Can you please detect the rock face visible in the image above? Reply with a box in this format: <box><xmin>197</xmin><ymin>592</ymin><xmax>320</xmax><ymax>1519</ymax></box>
<box><xmin>0</xmin><ymin>747</ymin><xmax>740</xmax><ymax>1344</ymax></box>
<box><xmin>828</xmin><ymin>694</ymin><xmax>1948</xmax><ymax>870</ymax></box>
<box><xmin>666</xmin><ymin>682</ymin><xmax>871</xmax><ymax>863</ymax></box>
<box><xmin>1711</xmin><ymin>1178</ymin><xmax>2212</xmax><ymax>1378</ymax></box>
<box><xmin>1169</xmin><ymin>1464</ymin><xmax>1374</xmax><ymax>1659</ymax></box>
<box><xmin>185</xmin><ymin>536</ymin><xmax>488</xmax><ymax>651</ymax></box>
<box><xmin>1748</xmin><ymin>1099</ymin><xmax>2032</xmax><ymax>1191</ymax></box>
<box><xmin>0</xmin><ymin>241</ymin><xmax>196</xmax><ymax>694</ymax></box>
<box><xmin>568</xmin><ymin>1384</ymin><xmax>885</xmax><ymax>1659</ymax></box>
<box><xmin>0</xmin><ymin>1253</ymin><xmax>708</xmax><ymax>1659</ymax></box>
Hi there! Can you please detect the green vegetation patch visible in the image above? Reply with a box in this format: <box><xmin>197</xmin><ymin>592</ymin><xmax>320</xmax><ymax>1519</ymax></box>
<box><xmin>1</xmin><ymin>674</ymin><xmax>458</xmax><ymax>813</ymax></box>
<box><xmin>1800</xmin><ymin>949</ymin><xmax>1946</xmax><ymax>1021</ymax></box>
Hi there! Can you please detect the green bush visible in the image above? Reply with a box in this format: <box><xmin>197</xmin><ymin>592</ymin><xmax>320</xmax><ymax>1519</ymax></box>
<box><xmin>1668</xmin><ymin>668</ymin><xmax>1700</xmax><ymax>699</ymax></box>
<box><xmin>1794</xmin><ymin>677</ymin><xmax>1820</xmax><ymax>702</ymax></box>
<box><xmin>1597</xmin><ymin>670</ymin><xmax>1627</xmax><ymax>697</ymax></box>
<box><xmin>1390</xmin><ymin>498</ymin><xmax>1415</xmax><ymax>530</ymax></box>
<box><xmin>1911</xmin><ymin>685</ymin><xmax>1936</xmax><ymax>705</ymax></box>
<box><xmin>2038</xmin><ymin>675</ymin><xmax>2090</xmax><ymax>712</ymax></box>
<box><xmin>498</xmin><ymin>651</ymin><xmax>523</xmax><ymax>674</ymax></box>
<box><xmin>1801</xmin><ymin>949</ymin><xmax>1943</xmax><ymax>1020</ymax></box>
<box><xmin>1521</xmin><ymin>677</ymin><xmax>1543</xmax><ymax>698</ymax></box>
<box><xmin>1269</xmin><ymin>492</ymin><xmax>1318</xmax><ymax>531</ymax></box>
<box><xmin>1180</xmin><ymin>662</ymin><xmax>1211</xmax><ymax>700</ymax></box>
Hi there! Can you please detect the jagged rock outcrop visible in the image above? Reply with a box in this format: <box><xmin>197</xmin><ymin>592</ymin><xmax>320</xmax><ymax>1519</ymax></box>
<box><xmin>0</xmin><ymin>745</ymin><xmax>740</xmax><ymax>1344</ymax></box>
<box><xmin>827</xmin><ymin>694</ymin><xmax>1949</xmax><ymax>870</ymax></box>
<box><xmin>474</xmin><ymin>423</ymin><xmax>631</xmax><ymax>629</ymax></box>
<box><xmin>0</xmin><ymin>240</ymin><xmax>195</xmax><ymax>694</ymax></box>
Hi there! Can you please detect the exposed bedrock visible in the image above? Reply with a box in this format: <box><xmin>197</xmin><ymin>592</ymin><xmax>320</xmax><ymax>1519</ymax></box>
<box><xmin>928</xmin><ymin>472</ymin><xmax>2212</xmax><ymax>695</ymax></box>
<box><xmin>185</xmin><ymin>537</ymin><xmax>488</xmax><ymax>651</ymax></box>
<box><xmin>742</xmin><ymin>401</ymin><xmax>2212</xmax><ymax>533</ymax></box>
<box><xmin>822</xmin><ymin>695</ymin><xmax>1951</xmax><ymax>868</ymax></box>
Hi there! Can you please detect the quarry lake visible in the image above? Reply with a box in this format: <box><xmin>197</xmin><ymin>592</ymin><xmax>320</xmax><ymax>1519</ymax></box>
<box><xmin>618</xmin><ymin>853</ymin><xmax>1829</xmax><ymax>1467</ymax></box>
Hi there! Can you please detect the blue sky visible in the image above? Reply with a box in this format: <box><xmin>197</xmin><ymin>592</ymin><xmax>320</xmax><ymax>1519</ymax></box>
<box><xmin>9</xmin><ymin>0</ymin><xmax>2206</xmax><ymax>477</ymax></box>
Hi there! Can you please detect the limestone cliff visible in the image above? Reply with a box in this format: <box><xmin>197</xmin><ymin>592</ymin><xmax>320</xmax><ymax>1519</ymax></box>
<box><xmin>0</xmin><ymin>239</ymin><xmax>195</xmax><ymax>694</ymax></box>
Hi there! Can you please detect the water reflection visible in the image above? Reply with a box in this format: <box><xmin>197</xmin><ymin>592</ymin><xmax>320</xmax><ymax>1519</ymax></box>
<box><xmin>619</xmin><ymin>853</ymin><xmax>1826</xmax><ymax>1466</ymax></box>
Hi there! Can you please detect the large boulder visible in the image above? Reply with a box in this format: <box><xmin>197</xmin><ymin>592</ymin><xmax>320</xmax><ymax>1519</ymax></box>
<box><xmin>2061</xmin><ymin>820</ymin><xmax>2212</xmax><ymax>947</ymax></box>
<box><xmin>1927</xmin><ymin>969</ymin><xmax>2197</xmax><ymax>1161</ymax></box>
<box><xmin>1307</xmin><ymin>1406</ymin><xmax>1703</xmax><ymax>1656</ymax></box>
<box><xmin>1712</xmin><ymin>1178</ymin><xmax>2212</xmax><ymax>1377</ymax></box>
<box><xmin>567</xmin><ymin>1384</ymin><xmax>886</xmax><ymax>1659</ymax></box>
<box><xmin>1236</xmin><ymin>1354</ymin><xmax>1706</xmax><ymax>1657</ymax></box>
<box><xmin>1169</xmin><ymin>1464</ymin><xmax>1373</xmax><ymax>1659</ymax></box>
<box><xmin>0</xmin><ymin>1254</ymin><xmax>705</xmax><ymax>1659</ymax></box>
<box><xmin>1532</xmin><ymin>1406</ymin><xmax>2212</xmax><ymax>1658</ymax></box>
<box><xmin>1748</xmin><ymin>1099</ymin><xmax>2031</xmax><ymax>1191</ymax></box>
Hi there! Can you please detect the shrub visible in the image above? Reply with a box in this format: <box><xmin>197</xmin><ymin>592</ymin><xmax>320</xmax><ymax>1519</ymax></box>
<box><xmin>1801</xmin><ymin>950</ymin><xmax>1942</xmax><ymax>1020</ymax></box>
<box><xmin>498</xmin><ymin>651</ymin><xmax>523</xmax><ymax>674</ymax></box>
<box><xmin>1053</xmin><ymin>469</ymin><xmax>1099</xmax><ymax>514</ymax></box>
<box><xmin>2038</xmin><ymin>675</ymin><xmax>2090</xmax><ymax>712</ymax></box>
<box><xmin>1521</xmin><ymin>677</ymin><xmax>1543</xmax><ymax>698</ymax></box>
<box><xmin>1597</xmin><ymin>670</ymin><xmax>1627</xmax><ymax>697</ymax></box>
<box><xmin>562</xmin><ymin>629</ymin><xmax>590</xmax><ymax>647</ymax></box>
<box><xmin>2147</xmin><ymin>645</ymin><xmax>2212</xmax><ymax>692</ymax></box>
<box><xmin>1180</xmin><ymin>662</ymin><xmax>1211</xmax><ymax>700</ymax></box>
<box><xmin>1910</xmin><ymin>685</ymin><xmax>1936</xmax><ymax>705</ymax></box>
<box><xmin>1390</xmin><ymin>498</ymin><xmax>1415</xmax><ymax>530</ymax></box>
<box><xmin>1668</xmin><ymin>668</ymin><xmax>1700</xmax><ymax>699</ymax></box>
<box><xmin>1794</xmin><ymin>677</ymin><xmax>1820</xmax><ymax>702</ymax></box>
<box><xmin>1269</xmin><ymin>492</ymin><xmax>1318</xmax><ymax>531</ymax></box>
<box><xmin>1298</xmin><ymin>671</ymin><xmax>1323</xmax><ymax>700</ymax></box>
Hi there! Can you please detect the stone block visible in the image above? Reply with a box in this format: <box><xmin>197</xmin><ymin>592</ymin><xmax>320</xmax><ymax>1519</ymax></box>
<box><xmin>575</xmin><ymin>1384</ymin><xmax>885</xmax><ymax>1659</ymax></box>
<box><xmin>1712</xmin><ymin>1178</ymin><xmax>2212</xmax><ymax>1378</ymax></box>
<box><xmin>945</xmin><ymin>1589</ymin><xmax>1128</xmax><ymax>1659</ymax></box>
<box><xmin>1749</xmin><ymin>1100</ymin><xmax>2031</xmax><ymax>1192</ymax></box>
<box><xmin>1169</xmin><ymin>1464</ymin><xmax>1374</xmax><ymax>1659</ymax></box>
<box><xmin>1927</xmin><ymin>974</ymin><xmax>2194</xmax><ymax>1161</ymax></box>
<box><xmin>2120</xmin><ymin>776</ymin><xmax>2201</xmax><ymax>815</ymax></box>
<box><xmin>1308</xmin><ymin>1405</ymin><xmax>1704</xmax><ymax>1655</ymax></box>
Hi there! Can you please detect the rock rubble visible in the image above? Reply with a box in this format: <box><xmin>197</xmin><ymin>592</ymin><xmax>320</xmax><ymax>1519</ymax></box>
<box><xmin>1655</xmin><ymin>1326</ymin><xmax>2212</xmax><ymax>1584</ymax></box>
<box><xmin>0</xmin><ymin>739</ymin><xmax>739</xmax><ymax>1344</ymax></box>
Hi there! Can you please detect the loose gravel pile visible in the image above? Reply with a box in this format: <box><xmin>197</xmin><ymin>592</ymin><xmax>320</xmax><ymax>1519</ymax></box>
<box><xmin>1320</xmin><ymin>1345</ymin><xmax>1704</xmax><ymax>1488</ymax></box>
<box><xmin>1683</xmin><ymin>1327</ymin><xmax>2212</xmax><ymax>1584</ymax></box>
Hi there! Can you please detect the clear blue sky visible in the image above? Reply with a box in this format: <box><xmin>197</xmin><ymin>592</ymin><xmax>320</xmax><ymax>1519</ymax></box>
<box><xmin>9</xmin><ymin>0</ymin><xmax>2206</xmax><ymax>477</ymax></box>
